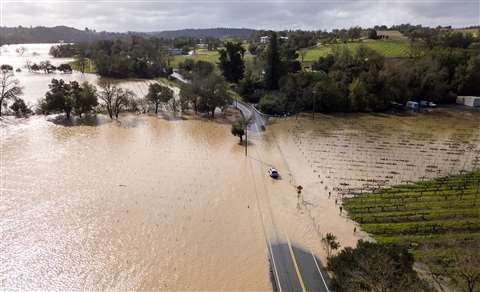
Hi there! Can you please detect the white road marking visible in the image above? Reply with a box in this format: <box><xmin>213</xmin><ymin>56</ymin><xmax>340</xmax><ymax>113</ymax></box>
<box><xmin>311</xmin><ymin>250</ymin><xmax>330</xmax><ymax>292</ymax></box>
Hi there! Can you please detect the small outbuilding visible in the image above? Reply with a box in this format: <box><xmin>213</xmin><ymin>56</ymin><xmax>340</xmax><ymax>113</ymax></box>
<box><xmin>457</xmin><ymin>96</ymin><xmax>480</xmax><ymax>107</ymax></box>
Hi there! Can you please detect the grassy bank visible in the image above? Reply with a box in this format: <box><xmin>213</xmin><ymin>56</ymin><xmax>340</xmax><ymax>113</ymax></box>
<box><xmin>344</xmin><ymin>170</ymin><xmax>480</xmax><ymax>273</ymax></box>
<box><xmin>69</xmin><ymin>58</ymin><xmax>96</xmax><ymax>74</ymax></box>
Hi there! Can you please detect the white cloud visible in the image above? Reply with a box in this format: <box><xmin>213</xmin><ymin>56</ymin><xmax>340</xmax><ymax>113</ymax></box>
<box><xmin>2</xmin><ymin>0</ymin><xmax>479</xmax><ymax>31</ymax></box>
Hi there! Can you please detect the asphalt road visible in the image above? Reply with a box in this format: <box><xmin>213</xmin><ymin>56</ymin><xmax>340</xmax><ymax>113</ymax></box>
<box><xmin>235</xmin><ymin>100</ymin><xmax>267</xmax><ymax>134</ymax></box>
<box><xmin>237</xmin><ymin>101</ymin><xmax>330</xmax><ymax>292</ymax></box>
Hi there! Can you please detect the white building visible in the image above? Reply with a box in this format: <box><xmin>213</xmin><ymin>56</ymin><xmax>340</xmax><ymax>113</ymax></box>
<box><xmin>260</xmin><ymin>36</ymin><xmax>270</xmax><ymax>44</ymax></box>
<box><xmin>457</xmin><ymin>96</ymin><xmax>480</xmax><ymax>107</ymax></box>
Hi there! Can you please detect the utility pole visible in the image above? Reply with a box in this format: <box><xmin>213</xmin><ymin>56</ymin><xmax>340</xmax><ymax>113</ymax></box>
<box><xmin>245</xmin><ymin>125</ymin><xmax>248</xmax><ymax>156</ymax></box>
<box><xmin>312</xmin><ymin>90</ymin><xmax>316</xmax><ymax>120</ymax></box>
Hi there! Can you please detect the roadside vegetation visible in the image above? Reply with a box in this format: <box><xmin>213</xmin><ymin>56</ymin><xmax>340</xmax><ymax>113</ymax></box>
<box><xmin>343</xmin><ymin>171</ymin><xmax>480</xmax><ymax>291</ymax></box>
<box><xmin>327</xmin><ymin>240</ymin><xmax>430</xmax><ymax>292</ymax></box>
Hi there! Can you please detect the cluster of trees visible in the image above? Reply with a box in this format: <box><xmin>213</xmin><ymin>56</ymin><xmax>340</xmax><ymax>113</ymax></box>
<box><xmin>177</xmin><ymin>59</ymin><xmax>214</xmax><ymax>79</ymax></box>
<box><xmin>408</xmin><ymin>28</ymin><xmax>476</xmax><ymax>49</ymax></box>
<box><xmin>179</xmin><ymin>73</ymin><xmax>232</xmax><ymax>118</ymax></box>
<box><xmin>37</xmin><ymin>79</ymin><xmax>142</xmax><ymax>120</ymax></box>
<box><xmin>38</xmin><ymin>79</ymin><xmax>98</xmax><ymax>119</ymax></box>
<box><xmin>72</xmin><ymin>36</ymin><xmax>172</xmax><ymax>78</ymax></box>
<box><xmin>254</xmin><ymin>42</ymin><xmax>479</xmax><ymax>114</ymax></box>
<box><xmin>25</xmin><ymin>60</ymin><xmax>72</xmax><ymax>74</ymax></box>
<box><xmin>49</xmin><ymin>44</ymin><xmax>78</xmax><ymax>58</ymax></box>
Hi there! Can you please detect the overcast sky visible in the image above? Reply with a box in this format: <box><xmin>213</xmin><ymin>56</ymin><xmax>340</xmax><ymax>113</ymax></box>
<box><xmin>1</xmin><ymin>0</ymin><xmax>479</xmax><ymax>32</ymax></box>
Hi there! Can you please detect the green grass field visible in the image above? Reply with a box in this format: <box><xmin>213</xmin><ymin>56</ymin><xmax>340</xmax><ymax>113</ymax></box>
<box><xmin>455</xmin><ymin>28</ymin><xmax>480</xmax><ymax>37</ymax></box>
<box><xmin>171</xmin><ymin>48</ymin><xmax>255</xmax><ymax>68</ymax></box>
<box><xmin>171</xmin><ymin>49</ymin><xmax>221</xmax><ymax>67</ymax></box>
<box><xmin>344</xmin><ymin>171</ymin><xmax>480</xmax><ymax>273</ymax></box>
<box><xmin>301</xmin><ymin>39</ymin><xmax>410</xmax><ymax>63</ymax></box>
<box><xmin>69</xmin><ymin>58</ymin><xmax>96</xmax><ymax>74</ymax></box>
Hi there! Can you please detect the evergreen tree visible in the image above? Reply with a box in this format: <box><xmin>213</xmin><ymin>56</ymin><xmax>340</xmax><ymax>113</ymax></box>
<box><xmin>218</xmin><ymin>42</ymin><xmax>245</xmax><ymax>83</ymax></box>
<box><xmin>264</xmin><ymin>32</ymin><xmax>283</xmax><ymax>90</ymax></box>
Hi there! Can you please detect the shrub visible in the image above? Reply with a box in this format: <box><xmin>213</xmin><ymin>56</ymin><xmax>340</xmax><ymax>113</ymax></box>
<box><xmin>258</xmin><ymin>92</ymin><xmax>287</xmax><ymax>115</ymax></box>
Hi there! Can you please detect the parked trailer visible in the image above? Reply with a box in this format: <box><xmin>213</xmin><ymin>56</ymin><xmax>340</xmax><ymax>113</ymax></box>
<box><xmin>457</xmin><ymin>96</ymin><xmax>480</xmax><ymax>107</ymax></box>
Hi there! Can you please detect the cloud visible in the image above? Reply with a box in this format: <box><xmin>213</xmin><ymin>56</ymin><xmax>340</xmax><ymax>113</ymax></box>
<box><xmin>2</xmin><ymin>0</ymin><xmax>479</xmax><ymax>32</ymax></box>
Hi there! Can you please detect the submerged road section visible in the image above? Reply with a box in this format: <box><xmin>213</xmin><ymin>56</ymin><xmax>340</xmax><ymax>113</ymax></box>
<box><xmin>237</xmin><ymin>102</ymin><xmax>330</xmax><ymax>292</ymax></box>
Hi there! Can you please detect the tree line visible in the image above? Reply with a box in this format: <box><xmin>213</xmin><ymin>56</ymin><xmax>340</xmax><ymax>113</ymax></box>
<box><xmin>210</xmin><ymin>31</ymin><xmax>479</xmax><ymax>115</ymax></box>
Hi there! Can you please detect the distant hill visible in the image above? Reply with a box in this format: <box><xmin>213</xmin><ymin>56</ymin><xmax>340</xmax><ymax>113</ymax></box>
<box><xmin>147</xmin><ymin>28</ymin><xmax>256</xmax><ymax>39</ymax></box>
<box><xmin>0</xmin><ymin>26</ymin><xmax>125</xmax><ymax>44</ymax></box>
<box><xmin>0</xmin><ymin>26</ymin><xmax>256</xmax><ymax>45</ymax></box>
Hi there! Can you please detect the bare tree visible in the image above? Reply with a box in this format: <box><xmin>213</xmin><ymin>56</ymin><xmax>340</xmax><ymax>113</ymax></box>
<box><xmin>0</xmin><ymin>71</ymin><xmax>23</xmax><ymax>116</ymax></box>
<box><xmin>450</xmin><ymin>248</ymin><xmax>480</xmax><ymax>292</ymax></box>
<box><xmin>15</xmin><ymin>46</ymin><xmax>26</xmax><ymax>57</ymax></box>
<box><xmin>113</xmin><ymin>89</ymin><xmax>134</xmax><ymax>119</ymax></box>
<box><xmin>99</xmin><ymin>81</ymin><xmax>133</xmax><ymax>120</ymax></box>
<box><xmin>99</xmin><ymin>81</ymin><xmax>116</xmax><ymax>119</ymax></box>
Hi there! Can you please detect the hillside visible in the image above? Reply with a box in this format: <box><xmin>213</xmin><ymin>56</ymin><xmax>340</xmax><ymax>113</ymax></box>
<box><xmin>148</xmin><ymin>28</ymin><xmax>256</xmax><ymax>39</ymax></box>
<box><xmin>0</xmin><ymin>26</ymin><xmax>256</xmax><ymax>45</ymax></box>
<box><xmin>301</xmin><ymin>39</ymin><xmax>410</xmax><ymax>63</ymax></box>
<box><xmin>0</xmin><ymin>26</ymin><xmax>125</xmax><ymax>44</ymax></box>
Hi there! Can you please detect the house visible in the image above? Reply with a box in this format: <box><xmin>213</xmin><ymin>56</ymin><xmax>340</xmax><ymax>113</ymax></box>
<box><xmin>457</xmin><ymin>96</ymin><xmax>480</xmax><ymax>107</ymax></box>
<box><xmin>260</xmin><ymin>36</ymin><xmax>270</xmax><ymax>44</ymax></box>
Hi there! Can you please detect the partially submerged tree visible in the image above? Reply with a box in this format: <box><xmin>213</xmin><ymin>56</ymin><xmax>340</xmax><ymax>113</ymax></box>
<box><xmin>322</xmin><ymin>232</ymin><xmax>340</xmax><ymax>258</ymax></box>
<box><xmin>146</xmin><ymin>83</ymin><xmax>174</xmax><ymax>114</ymax></box>
<box><xmin>0</xmin><ymin>71</ymin><xmax>23</xmax><ymax>116</ymax></box>
<box><xmin>10</xmin><ymin>98</ymin><xmax>32</xmax><ymax>116</ymax></box>
<box><xmin>42</xmin><ymin>79</ymin><xmax>98</xmax><ymax>119</ymax></box>
<box><xmin>43</xmin><ymin>79</ymin><xmax>74</xmax><ymax>119</ymax></box>
<box><xmin>231</xmin><ymin>120</ymin><xmax>245</xmax><ymax>143</ymax></box>
<box><xmin>197</xmin><ymin>74</ymin><xmax>232</xmax><ymax>118</ymax></box>
<box><xmin>99</xmin><ymin>81</ymin><xmax>133</xmax><ymax>119</ymax></box>
<box><xmin>72</xmin><ymin>81</ymin><xmax>98</xmax><ymax>117</ymax></box>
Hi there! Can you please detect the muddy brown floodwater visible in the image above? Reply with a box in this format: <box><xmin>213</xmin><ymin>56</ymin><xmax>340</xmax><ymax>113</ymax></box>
<box><xmin>1</xmin><ymin>108</ymin><xmax>479</xmax><ymax>290</ymax></box>
<box><xmin>1</xmin><ymin>115</ymin><xmax>270</xmax><ymax>290</ymax></box>
<box><xmin>2</xmin><ymin>44</ymin><xmax>480</xmax><ymax>291</ymax></box>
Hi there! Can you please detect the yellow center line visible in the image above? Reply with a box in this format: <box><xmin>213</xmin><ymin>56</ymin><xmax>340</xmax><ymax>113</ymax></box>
<box><xmin>287</xmin><ymin>235</ymin><xmax>307</xmax><ymax>292</ymax></box>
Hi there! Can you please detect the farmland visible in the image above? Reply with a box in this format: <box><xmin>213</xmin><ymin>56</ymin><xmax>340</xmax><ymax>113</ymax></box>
<box><xmin>301</xmin><ymin>39</ymin><xmax>410</xmax><ymax>63</ymax></box>
<box><xmin>171</xmin><ymin>49</ymin><xmax>221</xmax><ymax>67</ymax></box>
<box><xmin>344</xmin><ymin>170</ymin><xmax>480</xmax><ymax>276</ymax></box>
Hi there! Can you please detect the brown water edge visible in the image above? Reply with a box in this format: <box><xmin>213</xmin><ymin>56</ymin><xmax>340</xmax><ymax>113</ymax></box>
<box><xmin>1</xmin><ymin>114</ymin><xmax>269</xmax><ymax>290</ymax></box>
<box><xmin>270</xmin><ymin>108</ymin><xmax>480</xmax><ymax>258</ymax></box>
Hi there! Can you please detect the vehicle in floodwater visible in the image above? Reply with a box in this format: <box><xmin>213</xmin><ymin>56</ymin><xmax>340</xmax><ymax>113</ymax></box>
<box><xmin>268</xmin><ymin>167</ymin><xmax>279</xmax><ymax>179</ymax></box>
